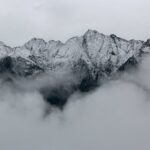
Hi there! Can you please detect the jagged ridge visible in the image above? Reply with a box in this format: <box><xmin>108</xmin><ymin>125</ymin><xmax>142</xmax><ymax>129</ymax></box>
<box><xmin>0</xmin><ymin>29</ymin><xmax>150</xmax><ymax>108</ymax></box>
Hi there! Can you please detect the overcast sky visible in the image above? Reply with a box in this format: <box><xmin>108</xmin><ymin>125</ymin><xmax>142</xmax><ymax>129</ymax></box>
<box><xmin>0</xmin><ymin>0</ymin><xmax>149</xmax><ymax>46</ymax></box>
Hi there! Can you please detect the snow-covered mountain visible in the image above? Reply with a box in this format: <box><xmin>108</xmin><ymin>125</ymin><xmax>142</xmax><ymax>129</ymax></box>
<box><xmin>0</xmin><ymin>30</ymin><xmax>149</xmax><ymax>75</ymax></box>
<box><xmin>0</xmin><ymin>29</ymin><xmax>150</xmax><ymax>108</ymax></box>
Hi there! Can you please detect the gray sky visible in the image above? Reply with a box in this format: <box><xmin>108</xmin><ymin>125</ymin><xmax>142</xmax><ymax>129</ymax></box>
<box><xmin>0</xmin><ymin>0</ymin><xmax>149</xmax><ymax>46</ymax></box>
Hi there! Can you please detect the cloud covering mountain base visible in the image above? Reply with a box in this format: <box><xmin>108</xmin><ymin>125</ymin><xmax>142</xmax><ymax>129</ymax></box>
<box><xmin>0</xmin><ymin>56</ymin><xmax>150</xmax><ymax>150</ymax></box>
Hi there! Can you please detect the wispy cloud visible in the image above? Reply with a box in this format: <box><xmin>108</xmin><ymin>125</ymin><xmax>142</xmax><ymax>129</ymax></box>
<box><xmin>0</xmin><ymin>56</ymin><xmax>150</xmax><ymax>150</ymax></box>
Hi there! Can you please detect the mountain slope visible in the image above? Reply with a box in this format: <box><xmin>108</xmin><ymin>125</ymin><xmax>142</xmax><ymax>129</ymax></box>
<box><xmin>0</xmin><ymin>30</ymin><xmax>150</xmax><ymax>108</ymax></box>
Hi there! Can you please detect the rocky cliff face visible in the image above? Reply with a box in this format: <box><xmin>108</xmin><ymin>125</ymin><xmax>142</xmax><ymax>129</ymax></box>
<box><xmin>0</xmin><ymin>30</ymin><xmax>150</xmax><ymax>108</ymax></box>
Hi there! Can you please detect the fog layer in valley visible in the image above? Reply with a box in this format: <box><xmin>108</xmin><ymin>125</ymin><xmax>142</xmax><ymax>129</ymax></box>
<box><xmin>0</xmin><ymin>56</ymin><xmax>150</xmax><ymax>150</ymax></box>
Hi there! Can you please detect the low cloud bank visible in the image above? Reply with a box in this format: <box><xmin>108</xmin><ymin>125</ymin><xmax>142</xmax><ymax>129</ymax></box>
<box><xmin>0</xmin><ymin>56</ymin><xmax>150</xmax><ymax>150</ymax></box>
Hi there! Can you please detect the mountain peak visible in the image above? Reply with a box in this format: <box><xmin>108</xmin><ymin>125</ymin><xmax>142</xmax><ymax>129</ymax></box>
<box><xmin>0</xmin><ymin>30</ymin><xmax>148</xmax><ymax>75</ymax></box>
<box><xmin>84</xmin><ymin>29</ymin><xmax>105</xmax><ymax>37</ymax></box>
<box><xmin>144</xmin><ymin>39</ymin><xmax>150</xmax><ymax>46</ymax></box>
<box><xmin>0</xmin><ymin>30</ymin><xmax>149</xmax><ymax>107</ymax></box>
<box><xmin>110</xmin><ymin>34</ymin><xmax>117</xmax><ymax>38</ymax></box>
